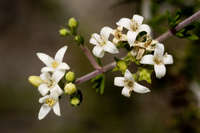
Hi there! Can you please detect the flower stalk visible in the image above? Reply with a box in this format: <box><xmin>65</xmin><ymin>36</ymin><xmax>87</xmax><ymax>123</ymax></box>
<box><xmin>75</xmin><ymin>10</ymin><xmax>200</xmax><ymax>85</ymax></box>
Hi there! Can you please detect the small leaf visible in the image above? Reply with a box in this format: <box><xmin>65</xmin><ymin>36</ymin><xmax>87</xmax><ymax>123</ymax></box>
<box><xmin>138</xmin><ymin>68</ymin><xmax>153</xmax><ymax>84</ymax></box>
<box><xmin>91</xmin><ymin>74</ymin><xmax>105</xmax><ymax>95</ymax></box>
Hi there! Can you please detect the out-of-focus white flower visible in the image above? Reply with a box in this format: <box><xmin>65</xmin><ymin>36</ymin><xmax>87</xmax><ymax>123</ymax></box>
<box><xmin>140</xmin><ymin>43</ymin><xmax>173</xmax><ymax>79</ymax></box>
<box><xmin>111</xmin><ymin>26</ymin><xmax>127</xmax><ymax>44</ymax></box>
<box><xmin>116</xmin><ymin>14</ymin><xmax>151</xmax><ymax>47</ymax></box>
<box><xmin>114</xmin><ymin>69</ymin><xmax>150</xmax><ymax>97</ymax></box>
<box><xmin>89</xmin><ymin>26</ymin><xmax>119</xmax><ymax>58</ymax></box>
<box><xmin>38</xmin><ymin>91</ymin><xmax>61</xmax><ymax>120</ymax></box>
<box><xmin>37</xmin><ymin>46</ymin><xmax>70</xmax><ymax>76</ymax></box>
<box><xmin>38</xmin><ymin>72</ymin><xmax>63</xmax><ymax>96</ymax></box>
<box><xmin>190</xmin><ymin>81</ymin><xmax>200</xmax><ymax>107</ymax></box>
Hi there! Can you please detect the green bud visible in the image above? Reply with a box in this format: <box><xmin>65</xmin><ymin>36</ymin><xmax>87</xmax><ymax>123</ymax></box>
<box><xmin>74</xmin><ymin>35</ymin><xmax>84</xmax><ymax>45</ymax></box>
<box><xmin>65</xmin><ymin>71</ymin><xmax>75</xmax><ymax>82</ymax></box>
<box><xmin>28</xmin><ymin>76</ymin><xmax>43</xmax><ymax>87</ymax></box>
<box><xmin>117</xmin><ymin>60</ymin><xmax>127</xmax><ymax>73</ymax></box>
<box><xmin>68</xmin><ymin>17</ymin><xmax>78</xmax><ymax>28</ymax></box>
<box><xmin>138</xmin><ymin>68</ymin><xmax>152</xmax><ymax>84</ymax></box>
<box><xmin>64</xmin><ymin>83</ymin><xmax>77</xmax><ymax>95</ymax></box>
<box><xmin>70</xmin><ymin>97</ymin><xmax>80</xmax><ymax>106</ymax></box>
<box><xmin>59</xmin><ymin>28</ymin><xmax>70</xmax><ymax>36</ymax></box>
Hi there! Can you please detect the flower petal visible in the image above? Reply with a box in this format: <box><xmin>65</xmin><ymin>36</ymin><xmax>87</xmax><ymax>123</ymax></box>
<box><xmin>100</xmin><ymin>26</ymin><xmax>113</xmax><ymax>40</ymax></box>
<box><xmin>57</xmin><ymin>62</ymin><xmax>70</xmax><ymax>70</ymax></box>
<box><xmin>154</xmin><ymin>43</ymin><xmax>164</xmax><ymax>57</ymax></box>
<box><xmin>55</xmin><ymin>46</ymin><xmax>67</xmax><ymax>62</ymax></box>
<box><xmin>41</xmin><ymin>67</ymin><xmax>54</xmax><ymax>73</ymax></box>
<box><xmin>38</xmin><ymin>84</ymin><xmax>49</xmax><ymax>96</ymax></box>
<box><xmin>103</xmin><ymin>41</ymin><xmax>119</xmax><ymax>54</ymax></box>
<box><xmin>38</xmin><ymin>104</ymin><xmax>51</xmax><ymax>120</ymax></box>
<box><xmin>133</xmin><ymin>14</ymin><xmax>144</xmax><ymax>25</ymax></box>
<box><xmin>51</xmin><ymin>84</ymin><xmax>63</xmax><ymax>96</ymax></box>
<box><xmin>39</xmin><ymin>95</ymin><xmax>49</xmax><ymax>103</ymax></box>
<box><xmin>114</xmin><ymin>77</ymin><xmax>125</xmax><ymax>87</ymax></box>
<box><xmin>163</xmin><ymin>54</ymin><xmax>173</xmax><ymax>64</ymax></box>
<box><xmin>116</xmin><ymin>18</ymin><xmax>132</xmax><ymax>31</ymax></box>
<box><xmin>52</xmin><ymin>70</ymin><xmax>65</xmax><ymax>83</ymax></box>
<box><xmin>134</xmin><ymin>82</ymin><xmax>150</xmax><ymax>93</ymax></box>
<box><xmin>90</xmin><ymin>37</ymin><xmax>99</xmax><ymax>45</ymax></box>
<box><xmin>127</xmin><ymin>31</ymin><xmax>138</xmax><ymax>47</ymax></box>
<box><xmin>40</xmin><ymin>72</ymin><xmax>51</xmax><ymax>81</ymax></box>
<box><xmin>90</xmin><ymin>33</ymin><xmax>101</xmax><ymax>45</ymax></box>
<box><xmin>140</xmin><ymin>55</ymin><xmax>154</xmax><ymax>65</ymax></box>
<box><xmin>92</xmin><ymin>45</ymin><xmax>104</xmax><ymax>58</ymax></box>
<box><xmin>36</xmin><ymin>53</ymin><xmax>54</xmax><ymax>66</ymax></box>
<box><xmin>121</xmin><ymin>87</ymin><xmax>131</xmax><ymax>97</ymax></box>
<box><xmin>53</xmin><ymin>102</ymin><xmax>61</xmax><ymax>116</ymax></box>
<box><xmin>154</xmin><ymin>64</ymin><xmax>166</xmax><ymax>79</ymax></box>
<box><xmin>138</xmin><ymin>24</ymin><xmax>151</xmax><ymax>34</ymax></box>
<box><xmin>124</xmin><ymin>69</ymin><xmax>133</xmax><ymax>80</ymax></box>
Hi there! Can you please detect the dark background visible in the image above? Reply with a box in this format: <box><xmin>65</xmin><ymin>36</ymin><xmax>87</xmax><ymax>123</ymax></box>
<box><xmin>0</xmin><ymin>0</ymin><xmax>200</xmax><ymax>133</ymax></box>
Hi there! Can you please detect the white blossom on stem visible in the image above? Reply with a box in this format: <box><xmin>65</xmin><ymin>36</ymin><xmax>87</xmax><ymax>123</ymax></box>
<box><xmin>114</xmin><ymin>69</ymin><xmax>150</xmax><ymax>97</ymax></box>
<box><xmin>89</xmin><ymin>26</ymin><xmax>119</xmax><ymax>58</ymax></box>
<box><xmin>140</xmin><ymin>43</ymin><xmax>173</xmax><ymax>79</ymax></box>
<box><xmin>116</xmin><ymin>14</ymin><xmax>151</xmax><ymax>47</ymax></box>
<box><xmin>38</xmin><ymin>72</ymin><xmax>63</xmax><ymax>96</ymax></box>
<box><xmin>38</xmin><ymin>91</ymin><xmax>61</xmax><ymax>120</ymax></box>
<box><xmin>37</xmin><ymin>46</ymin><xmax>70</xmax><ymax>76</ymax></box>
<box><xmin>111</xmin><ymin>26</ymin><xmax>127</xmax><ymax>44</ymax></box>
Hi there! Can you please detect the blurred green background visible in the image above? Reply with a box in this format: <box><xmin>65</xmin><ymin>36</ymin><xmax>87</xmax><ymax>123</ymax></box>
<box><xmin>0</xmin><ymin>0</ymin><xmax>200</xmax><ymax>133</ymax></box>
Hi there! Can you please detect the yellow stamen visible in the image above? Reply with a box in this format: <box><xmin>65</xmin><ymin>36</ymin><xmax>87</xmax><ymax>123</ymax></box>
<box><xmin>124</xmin><ymin>79</ymin><xmax>134</xmax><ymax>88</ymax></box>
<box><xmin>45</xmin><ymin>98</ymin><xmax>56</xmax><ymax>107</ymax></box>
<box><xmin>52</xmin><ymin>61</ymin><xmax>59</xmax><ymax>68</ymax></box>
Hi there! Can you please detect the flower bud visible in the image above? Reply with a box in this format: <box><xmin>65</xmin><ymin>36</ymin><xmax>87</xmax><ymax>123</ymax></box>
<box><xmin>117</xmin><ymin>60</ymin><xmax>127</xmax><ymax>73</ymax></box>
<box><xmin>59</xmin><ymin>28</ymin><xmax>70</xmax><ymax>36</ymax></box>
<box><xmin>74</xmin><ymin>35</ymin><xmax>84</xmax><ymax>45</ymax></box>
<box><xmin>28</xmin><ymin>76</ymin><xmax>43</xmax><ymax>87</ymax></box>
<box><xmin>68</xmin><ymin>17</ymin><xmax>78</xmax><ymax>28</ymax></box>
<box><xmin>65</xmin><ymin>71</ymin><xmax>75</xmax><ymax>82</ymax></box>
<box><xmin>64</xmin><ymin>83</ymin><xmax>77</xmax><ymax>95</ymax></box>
<box><xmin>70</xmin><ymin>97</ymin><xmax>80</xmax><ymax>106</ymax></box>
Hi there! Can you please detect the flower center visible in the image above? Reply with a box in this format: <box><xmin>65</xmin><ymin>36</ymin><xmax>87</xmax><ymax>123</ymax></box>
<box><xmin>51</xmin><ymin>61</ymin><xmax>59</xmax><ymax>68</ymax></box>
<box><xmin>44</xmin><ymin>79</ymin><xmax>56</xmax><ymax>88</ymax></box>
<box><xmin>45</xmin><ymin>98</ymin><xmax>56</xmax><ymax>107</ymax></box>
<box><xmin>99</xmin><ymin>37</ymin><xmax>106</xmax><ymax>46</ymax></box>
<box><xmin>114</xmin><ymin>30</ymin><xmax>122</xmax><ymax>40</ymax></box>
<box><xmin>131</xmin><ymin>20</ymin><xmax>139</xmax><ymax>31</ymax></box>
<box><xmin>124</xmin><ymin>79</ymin><xmax>134</xmax><ymax>88</ymax></box>
<box><xmin>153</xmin><ymin>57</ymin><xmax>163</xmax><ymax>65</ymax></box>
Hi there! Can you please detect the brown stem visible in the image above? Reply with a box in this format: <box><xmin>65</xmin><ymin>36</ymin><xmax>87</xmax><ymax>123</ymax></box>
<box><xmin>80</xmin><ymin>45</ymin><xmax>101</xmax><ymax>70</ymax></box>
<box><xmin>75</xmin><ymin>10</ymin><xmax>200</xmax><ymax>85</ymax></box>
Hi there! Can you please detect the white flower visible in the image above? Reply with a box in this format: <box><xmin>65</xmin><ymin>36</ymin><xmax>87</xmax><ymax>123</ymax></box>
<box><xmin>116</xmin><ymin>14</ymin><xmax>151</xmax><ymax>47</ymax></box>
<box><xmin>111</xmin><ymin>26</ymin><xmax>127</xmax><ymax>44</ymax></box>
<box><xmin>114</xmin><ymin>69</ymin><xmax>150</xmax><ymax>97</ymax></box>
<box><xmin>37</xmin><ymin>46</ymin><xmax>70</xmax><ymax>76</ymax></box>
<box><xmin>38</xmin><ymin>72</ymin><xmax>63</xmax><ymax>96</ymax></box>
<box><xmin>89</xmin><ymin>26</ymin><xmax>119</xmax><ymax>58</ymax></box>
<box><xmin>140</xmin><ymin>43</ymin><xmax>173</xmax><ymax>79</ymax></box>
<box><xmin>38</xmin><ymin>91</ymin><xmax>61</xmax><ymax>120</ymax></box>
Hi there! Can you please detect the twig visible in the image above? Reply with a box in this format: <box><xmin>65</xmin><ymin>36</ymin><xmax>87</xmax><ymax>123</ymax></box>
<box><xmin>75</xmin><ymin>10</ymin><xmax>200</xmax><ymax>85</ymax></box>
<box><xmin>156</xmin><ymin>10</ymin><xmax>200</xmax><ymax>42</ymax></box>
<box><xmin>80</xmin><ymin>45</ymin><xmax>101</xmax><ymax>70</ymax></box>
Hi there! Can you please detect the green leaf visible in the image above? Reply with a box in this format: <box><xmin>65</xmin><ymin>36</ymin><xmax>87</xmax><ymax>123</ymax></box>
<box><xmin>187</xmin><ymin>34</ymin><xmax>199</xmax><ymax>41</ymax></box>
<box><xmin>138</xmin><ymin>68</ymin><xmax>153</xmax><ymax>84</ymax></box>
<box><xmin>91</xmin><ymin>74</ymin><xmax>105</xmax><ymax>95</ymax></box>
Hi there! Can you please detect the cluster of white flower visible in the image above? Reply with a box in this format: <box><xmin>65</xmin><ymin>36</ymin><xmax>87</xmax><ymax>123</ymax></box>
<box><xmin>90</xmin><ymin>14</ymin><xmax>173</xmax><ymax>97</ymax></box>
<box><xmin>36</xmin><ymin>46</ymin><xmax>70</xmax><ymax>120</ymax></box>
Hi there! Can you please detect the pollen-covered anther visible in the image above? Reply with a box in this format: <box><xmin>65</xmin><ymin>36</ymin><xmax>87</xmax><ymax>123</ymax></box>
<box><xmin>45</xmin><ymin>98</ymin><xmax>56</xmax><ymax>107</ymax></box>
<box><xmin>51</xmin><ymin>61</ymin><xmax>59</xmax><ymax>68</ymax></box>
